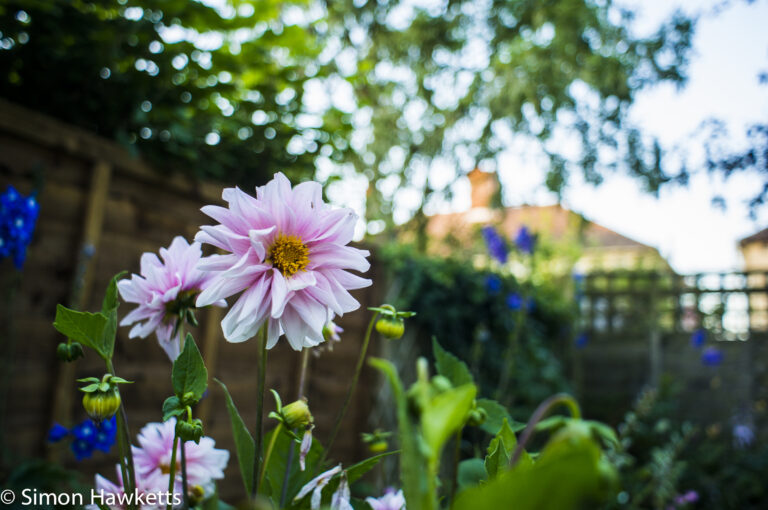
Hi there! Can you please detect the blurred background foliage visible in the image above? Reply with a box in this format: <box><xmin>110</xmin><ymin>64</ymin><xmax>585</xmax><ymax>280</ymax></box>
<box><xmin>0</xmin><ymin>0</ymin><xmax>706</xmax><ymax>226</ymax></box>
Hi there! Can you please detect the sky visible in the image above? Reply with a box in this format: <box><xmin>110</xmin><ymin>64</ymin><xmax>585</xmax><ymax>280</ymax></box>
<box><xmin>483</xmin><ymin>0</ymin><xmax>768</xmax><ymax>273</ymax></box>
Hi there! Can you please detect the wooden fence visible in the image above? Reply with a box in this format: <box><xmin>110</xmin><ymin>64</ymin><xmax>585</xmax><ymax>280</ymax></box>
<box><xmin>0</xmin><ymin>99</ymin><xmax>383</xmax><ymax>501</ymax></box>
<box><xmin>574</xmin><ymin>270</ymin><xmax>768</xmax><ymax>427</ymax></box>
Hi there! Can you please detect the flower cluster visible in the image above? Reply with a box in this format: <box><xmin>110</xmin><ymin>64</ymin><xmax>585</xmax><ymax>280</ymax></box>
<box><xmin>481</xmin><ymin>226</ymin><xmax>508</xmax><ymax>264</ymax></box>
<box><xmin>0</xmin><ymin>185</ymin><xmax>39</xmax><ymax>268</ymax></box>
<box><xmin>48</xmin><ymin>416</ymin><xmax>117</xmax><ymax>461</ymax></box>
<box><xmin>514</xmin><ymin>226</ymin><xmax>536</xmax><ymax>254</ymax></box>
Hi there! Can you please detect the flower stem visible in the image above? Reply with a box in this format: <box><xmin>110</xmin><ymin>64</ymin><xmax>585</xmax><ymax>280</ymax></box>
<box><xmin>166</xmin><ymin>430</ymin><xmax>179</xmax><ymax>510</ymax></box>
<box><xmin>509</xmin><ymin>393</ymin><xmax>582</xmax><ymax>467</ymax></box>
<box><xmin>320</xmin><ymin>311</ymin><xmax>379</xmax><ymax>467</ymax></box>
<box><xmin>259</xmin><ymin>422</ymin><xmax>283</xmax><ymax>490</ymax></box>
<box><xmin>252</xmin><ymin>324</ymin><xmax>269</xmax><ymax>497</ymax></box>
<box><xmin>280</xmin><ymin>348</ymin><xmax>310</xmax><ymax>507</ymax></box>
<box><xmin>106</xmin><ymin>358</ymin><xmax>137</xmax><ymax>510</ymax></box>
<box><xmin>450</xmin><ymin>428</ymin><xmax>462</xmax><ymax>504</ymax></box>
<box><xmin>180</xmin><ymin>438</ymin><xmax>189</xmax><ymax>509</ymax></box>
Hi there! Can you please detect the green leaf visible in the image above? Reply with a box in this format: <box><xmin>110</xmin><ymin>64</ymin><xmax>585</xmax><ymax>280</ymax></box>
<box><xmin>162</xmin><ymin>396</ymin><xmax>186</xmax><ymax>422</ymax></box>
<box><xmin>484</xmin><ymin>418</ymin><xmax>530</xmax><ymax>479</ymax></box>
<box><xmin>458</xmin><ymin>458</ymin><xmax>487</xmax><ymax>492</ymax></box>
<box><xmin>432</xmin><ymin>339</ymin><xmax>474</xmax><ymax>387</ymax></box>
<box><xmin>79</xmin><ymin>383</ymin><xmax>101</xmax><ymax>393</ymax></box>
<box><xmin>102</xmin><ymin>271</ymin><xmax>127</xmax><ymax>315</ymax></box>
<box><xmin>421</xmin><ymin>383</ymin><xmax>476</xmax><ymax>454</ymax></box>
<box><xmin>172</xmin><ymin>334</ymin><xmax>208</xmax><ymax>401</ymax></box>
<box><xmin>53</xmin><ymin>304</ymin><xmax>109</xmax><ymax>359</ymax></box>
<box><xmin>476</xmin><ymin>398</ymin><xmax>524</xmax><ymax>435</ymax></box>
<box><xmin>100</xmin><ymin>272</ymin><xmax>126</xmax><ymax>359</ymax></box>
<box><xmin>454</xmin><ymin>424</ymin><xmax>617</xmax><ymax>510</ymax></box>
<box><xmin>215</xmin><ymin>378</ymin><xmax>255</xmax><ymax>498</ymax></box>
<box><xmin>262</xmin><ymin>425</ymin><xmax>324</xmax><ymax>504</ymax></box>
<box><xmin>345</xmin><ymin>450</ymin><xmax>398</xmax><ymax>485</ymax></box>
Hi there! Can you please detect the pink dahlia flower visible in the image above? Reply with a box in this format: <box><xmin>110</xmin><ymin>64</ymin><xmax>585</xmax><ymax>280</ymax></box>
<box><xmin>118</xmin><ymin>236</ymin><xmax>225</xmax><ymax>360</ymax></box>
<box><xmin>366</xmin><ymin>488</ymin><xmax>406</xmax><ymax>510</ymax></box>
<box><xmin>195</xmin><ymin>172</ymin><xmax>371</xmax><ymax>349</ymax></box>
<box><xmin>132</xmin><ymin>419</ymin><xmax>229</xmax><ymax>493</ymax></box>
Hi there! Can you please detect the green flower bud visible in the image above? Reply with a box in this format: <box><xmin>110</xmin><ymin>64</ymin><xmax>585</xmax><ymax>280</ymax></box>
<box><xmin>466</xmin><ymin>407</ymin><xmax>488</xmax><ymax>427</ymax></box>
<box><xmin>57</xmin><ymin>342</ymin><xmax>84</xmax><ymax>362</ymax></box>
<box><xmin>369</xmin><ymin>440</ymin><xmax>388</xmax><ymax>454</ymax></box>
<box><xmin>176</xmin><ymin>418</ymin><xmax>204</xmax><ymax>444</ymax></box>
<box><xmin>375</xmin><ymin>317</ymin><xmax>405</xmax><ymax>339</ymax></box>
<box><xmin>431</xmin><ymin>375</ymin><xmax>453</xmax><ymax>394</ymax></box>
<box><xmin>82</xmin><ymin>387</ymin><xmax>121</xmax><ymax>422</ymax></box>
<box><xmin>56</xmin><ymin>342</ymin><xmax>69</xmax><ymax>361</ymax></box>
<box><xmin>188</xmin><ymin>485</ymin><xmax>206</xmax><ymax>506</ymax></box>
<box><xmin>282</xmin><ymin>398</ymin><xmax>313</xmax><ymax>429</ymax></box>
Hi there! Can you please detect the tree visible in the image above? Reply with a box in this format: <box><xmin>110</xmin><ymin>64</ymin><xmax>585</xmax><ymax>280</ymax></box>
<box><xmin>0</xmin><ymin>0</ymin><xmax>351</xmax><ymax>185</ymax></box>
<box><xmin>319</xmin><ymin>0</ymin><xmax>694</xmax><ymax>230</ymax></box>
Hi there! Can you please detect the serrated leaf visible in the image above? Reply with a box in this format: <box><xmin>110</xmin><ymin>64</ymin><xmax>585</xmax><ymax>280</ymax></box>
<box><xmin>216</xmin><ymin>378</ymin><xmax>255</xmax><ymax>497</ymax></box>
<box><xmin>458</xmin><ymin>458</ymin><xmax>487</xmax><ymax>492</ymax></box>
<box><xmin>172</xmin><ymin>334</ymin><xmax>208</xmax><ymax>401</ymax></box>
<box><xmin>477</xmin><ymin>399</ymin><xmax>525</xmax><ymax>435</ymax></box>
<box><xmin>485</xmin><ymin>419</ymin><xmax>530</xmax><ymax>479</ymax></box>
<box><xmin>162</xmin><ymin>396</ymin><xmax>185</xmax><ymax>422</ymax></box>
<box><xmin>432</xmin><ymin>338</ymin><xmax>473</xmax><ymax>387</ymax></box>
<box><xmin>53</xmin><ymin>305</ymin><xmax>109</xmax><ymax>359</ymax></box>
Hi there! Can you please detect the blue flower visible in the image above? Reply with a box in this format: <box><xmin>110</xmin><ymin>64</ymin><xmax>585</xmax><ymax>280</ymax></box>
<box><xmin>71</xmin><ymin>438</ymin><xmax>95</xmax><ymax>461</ymax></box>
<box><xmin>485</xmin><ymin>275</ymin><xmax>502</xmax><ymax>294</ymax></box>
<box><xmin>575</xmin><ymin>333</ymin><xmax>589</xmax><ymax>349</ymax></box>
<box><xmin>0</xmin><ymin>185</ymin><xmax>40</xmax><ymax>268</ymax></box>
<box><xmin>481</xmin><ymin>226</ymin><xmax>508</xmax><ymax>264</ymax></box>
<box><xmin>506</xmin><ymin>292</ymin><xmax>523</xmax><ymax>310</ymax></box>
<box><xmin>71</xmin><ymin>419</ymin><xmax>97</xmax><ymax>441</ymax></box>
<box><xmin>515</xmin><ymin>226</ymin><xmax>536</xmax><ymax>254</ymax></box>
<box><xmin>690</xmin><ymin>329</ymin><xmax>706</xmax><ymax>348</ymax></box>
<box><xmin>701</xmin><ymin>346</ymin><xmax>723</xmax><ymax>367</ymax></box>
<box><xmin>732</xmin><ymin>424</ymin><xmax>754</xmax><ymax>449</ymax></box>
<box><xmin>92</xmin><ymin>416</ymin><xmax>117</xmax><ymax>453</ymax></box>
<box><xmin>47</xmin><ymin>423</ymin><xmax>69</xmax><ymax>443</ymax></box>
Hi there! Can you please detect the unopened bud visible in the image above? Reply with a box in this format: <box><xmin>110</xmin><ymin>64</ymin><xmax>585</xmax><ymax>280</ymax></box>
<box><xmin>283</xmin><ymin>399</ymin><xmax>313</xmax><ymax>429</ymax></box>
<box><xmin>431</xmin><ymin>375</ymin><xmax>453</xmax><ymax>394</ymax></box>
<box><xmin>176</xmin><ymin>418</ymin><xmax>204</xmax><ymax>444</ymax></box>
<box><xmin>375</xmin><ymin>317</ymin><xmax>405</xmax><ymax>339</ymax></box>
<box><xmin>82</xmin><ymin>387</ymin><xmax>121</xmax><ymax>422</ymax></box>
<box><xmin>57</xmin><ymin>342</ymin><xmax>84</xmax><ymax>362</ymax></box>
<box><xmin>466</xmin><ymin>408</ymin><xmax>488</xmax><ymax>427</ymax></box>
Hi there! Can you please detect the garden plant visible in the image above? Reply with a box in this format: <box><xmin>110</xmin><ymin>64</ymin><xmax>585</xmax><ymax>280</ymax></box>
<box><xmin>47</xmin><ymin>172</ymin><xmax>622</xmax><ymax>510</ymax></box>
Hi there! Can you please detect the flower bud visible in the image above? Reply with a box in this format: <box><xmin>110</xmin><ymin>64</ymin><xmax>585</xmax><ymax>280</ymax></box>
<box><xmin>176</xmin><ymin>418</ymin><xmax>204</xmax><ymax>444</ymax></box>
<box><xmin>188</xmin><ymin>485</ymin><xmax>206</xmax><ymax>506</ymax></box>
<box><xmin>375</xmin><ymin>317</ymin><xmax>405</xmax><ymax>339</ymax></box>
<box><xmin>282</xmin><ymin>399</ymin><xmax>313</xmax><ymax>429</ymax></box>
<box><xmin>431</xmin><ymin>375</ymin><xmax>452</xmax><ymax>394</ymax></box>
<box><xmin>57</xmin><ymin>342</ymin><xmax>84</xmax><ymax>362</ymax></box>
<box><xmin>466</xmin><ymin>407</ymin><xmax>488</xmax><ymax>427</ymax></box>
<box><xmin>82</xmin><ymin>387</ymin><xmax>121</xmax><ymax>422</ymax></box>
<box><xmin>368</xmin><ymin>440</ymin><xmax>388</xmax><ymax>454</ymax></box>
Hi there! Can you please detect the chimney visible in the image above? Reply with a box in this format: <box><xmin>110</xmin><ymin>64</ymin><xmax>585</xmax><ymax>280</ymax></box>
<box><xmin>468</xmin><ymin>168</ymin><xmax>499</xmax><ymax>209</ymax></box>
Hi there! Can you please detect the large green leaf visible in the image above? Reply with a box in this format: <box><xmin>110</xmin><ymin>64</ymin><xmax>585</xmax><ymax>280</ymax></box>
<box><xmin>433</xmin><ymin>338</ymin><xmax>473</xmax><ymax>387</ymax></box>
<box><xmin>457</xmin><ymin>458</ymin><xmax>487</xmax><ymax>493</ymax></box>
<box><xmin>476</xmin><ymin>398</ymin><xmax>524</xmax><ymax>435</ymax></box>
<box><xmin>53</xmin><ymin>304</ymin><xmax>109</xmax><ymax>359</ymax></box>
<box><xmin>215</xmin><ymin>378</ymin><xmax>255</xmax><ymax>497</ymax></box>
<box><xmin>263</xmin><ymin>425</ymin><xmax>324</xmax><ymax>506</ymax></box>
<box><xmin>172</xmin><ymin>334</ymin><xmax>208</xmax><ymax>401</ymax></box>
<box><xmin>454</xmin><ymin>423</ymin><xmax>617</xmax><ymax>510</ymax></box>
<box><xmin>421</xmin><ymin>383</ymin><xmax>476</xmax><ymax>455</ymax></box>
<box><xmin>99</xmin><ymin>272</ymin><xmax>126</xmax><ymax>359</ymax></box>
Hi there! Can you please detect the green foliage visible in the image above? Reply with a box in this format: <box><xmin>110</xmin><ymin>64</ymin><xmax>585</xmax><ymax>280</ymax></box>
<box><xmin>433</xmin><ymin>338</ymin><xmax>473</xmax><ymax>387</ymax></box>
<box><xmin>382</xmin><ymin>246</ymin><xmax>573</xmax><ymax>418</ymax></box>
<box><xmin>171</xmin><ymin>334</ymin><xmax>208</xmax><ymax>402</ymax></box>
<box><xmin>0</xmin><ymin>0</ymin><xmax>351</xmax><ymax>186</ymax></box>
<box><xmin>215</xmin><ymin>378</ymin><xmax>255</xmax><ymax>497</ymax></box>
<box><xmin>52</xmin><ymin>272</ymin><xmax>125</xmax><ymax>360</ymax></box>
<box><xmin>484</xmin><ymin>418</ymin><xmax>530</xmax><ymax>479</ymax></box>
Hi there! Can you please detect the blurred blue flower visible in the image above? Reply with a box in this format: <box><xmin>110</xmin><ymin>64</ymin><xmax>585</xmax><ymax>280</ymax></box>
<box><xmin>0</xmin><ymin>185</ymin><xmax>40</xmax><ymax>268</ymax></box>
<box><xmin>514</xmin><ymin>226</ymin><xmax>536</xmax><ymax>254</ymax></box>
<box><xmin>485</xmin><ymin>275</ymin><xmax>502</xmax><ymax>294</ymax></box>
<box><xmin>575</xmin><ymin>333</ymin><xmax>588</xmax><ymax>349</ymax></box>
<box><xmin>481</xmin><ymin>226</ymin><xmax>508</xmax><ymax>264</ymax></box>
<box><xmin>506</xmin><ymin>292</ymin><xmax>523</xmax><ymax>310</ymax></box>
<box><xmin>49</xmin><ymin>417</ymin><xmax>116</xmax><ymax>460</ymax></box>
<box><xmin>690</xmin><ymin>329</ymin><xmax>706</xmax><ymax>348</ymax></box>
<box><xmin>732</xmin><ymin>424</ymin><xmax>754</xmax><ymax>449</ymax></box>
<box><xmin>701</xmin><ymin>346</ymin><xmax>723</xmax><ymax>367</ymax></box>
<box><xmin>47</xmin><ymin>423</ymin><xmax>69</xmax><ymax>443</ymax></box>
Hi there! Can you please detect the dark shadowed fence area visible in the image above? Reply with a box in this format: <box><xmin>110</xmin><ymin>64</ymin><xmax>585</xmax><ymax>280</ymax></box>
<box><xmin>0</xmin><ymin>99</ymin><xmax>383</xmax><ymax>501</ymax></box>
<box><xmin>574</xmin><ymin>270</ymin><xmax>768</xmax><ymax>427</ymax></box>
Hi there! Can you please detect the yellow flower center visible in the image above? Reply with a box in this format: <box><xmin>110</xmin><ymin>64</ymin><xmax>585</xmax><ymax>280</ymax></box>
<box><xmin>269</xmin><ymin>234</ymin><xmax>310</xmax><ymax>277</ymax></box>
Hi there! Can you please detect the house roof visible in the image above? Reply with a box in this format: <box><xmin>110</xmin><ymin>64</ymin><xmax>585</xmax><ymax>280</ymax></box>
<box><xmin>740</xmin><ymin>227</ymin><xmax>768</xmax><ymax>246</ymax></box>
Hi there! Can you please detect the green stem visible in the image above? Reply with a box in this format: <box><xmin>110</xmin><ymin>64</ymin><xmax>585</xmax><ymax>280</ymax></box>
<box><xmin>509</xmin><ymin>393</ymin><xmax>582</xmax><ymax>467</ymax></box>
<box><xmin>252</xmin><ymin>325</ymin><xmax>269</xmax><ymax>497</ymax></box>
<box><xmin>259</xmin><ymin>422</ymin><xmax>283</xmax><ymax>490</ymax></box>
<box><xmin>280</xmin><ymin>349</ymin><xmax>310</xmax><ymax>507</ymax></box>
<box><xmin>495</xmin><ymin>308</ymin><xmax>525</xmax><ymax>403</ymax></box>
<box><xmin>320</xmin><ymin>311</ymin><xmax>379</xmax><ymax>468</ymax></box>
<box><xmin>450</xmin><ymin>428</ymin><xmax>462</xmax><ymax>504</ymax></box>
<box><xmin>106</xmin><ymin>358</ymin><xmax>137</xmax><ymax>510</ymax></box>
<box><xmin>180</xmin><ymin>438</ymin><xmax>189</xmax><ymax>509</ymax></box>
<box><xmin>166</xmin><ymin>430</ymin><xmax>179</xmax><ymax>510</ymax></box>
